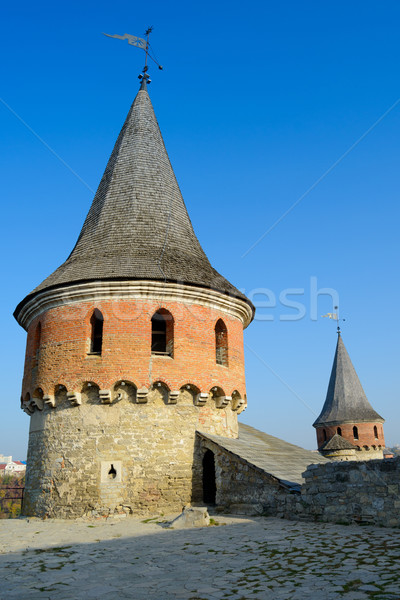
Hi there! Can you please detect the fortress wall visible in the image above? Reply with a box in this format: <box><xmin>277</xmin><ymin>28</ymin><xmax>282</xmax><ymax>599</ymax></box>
<box><xmin>20</xmin><ymin>289</ymin><xmax>250</xmax><ymax>519</ymax></box>
<box><xmin>196</xmin><ymin>438</ymin><xmax>400</xmax><ymax>528</ymax></box>
<box><xmin>23</xmin><ymin>387</ymin><xmax>205</xmax><ymax>518</ymax></box>
<box><xmin>300</xmin><ymin>457</ymin><xmax>400</xmax><ymax>527</ymax></box>
<box><xmin>197</xmin><ymin>437</ymin><xmax>299</xmax><ymax>517</ymax></box>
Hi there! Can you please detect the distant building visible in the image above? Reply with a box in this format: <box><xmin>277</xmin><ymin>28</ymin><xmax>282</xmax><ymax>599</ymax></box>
<box><xmin>314</xmin><ymin>333</ymin><xmax>385</xmax><ymax>461</ymax></box>
<box><xmin>0</xmin><ymin>458</ymin><xmax>26</xmax><ymax>476</ymax></box>
<box><xmin>383</xmin><ymin>450</ymin><xmax>394</xmax><ymax>459</ymax></box>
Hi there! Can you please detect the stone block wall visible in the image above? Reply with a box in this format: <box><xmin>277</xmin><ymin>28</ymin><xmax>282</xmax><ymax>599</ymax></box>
<box><xmin>23</xmin><ymin>387</ymin><xmax>205</xmax><ymax>518</ymax></box>
<box><xmin>197</xmin><ymin>437</ymin><xmax>298</xmax><ymax>517</ymax></box>
<box><xmin>197</xmin><ymin>438</ymin><xmax>400</xmax><ymax>528</ymax></box>
<box><xmin>301</xmin><ymin>457</ymin><xmax>400</xmax><ymax>527</ymax></box>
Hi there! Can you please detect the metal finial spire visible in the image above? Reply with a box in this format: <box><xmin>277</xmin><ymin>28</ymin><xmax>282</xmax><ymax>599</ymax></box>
<box><xmin>322</xmin><ymin>306</ymin><xmax>346</xmax><ymax>334</ymax></box>
<box><xmin>103</xmin><ymin>27</ymin><xmax>163</xmax><ymax>86</ymax></box>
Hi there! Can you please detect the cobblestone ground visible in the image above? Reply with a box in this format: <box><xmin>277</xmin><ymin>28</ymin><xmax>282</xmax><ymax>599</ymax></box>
<box><xmin>1</xmin><ymin>515</ymin><xmax>400</xmax><ymax>599</ymax></box>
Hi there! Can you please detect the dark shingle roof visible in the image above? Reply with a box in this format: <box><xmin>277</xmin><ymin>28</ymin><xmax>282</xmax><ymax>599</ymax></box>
<box><xmin>313</xmin><ymin>334</ymin><xmax>384</xmax><ymax>427</ymax></box>
<box><xmin>15</xmin><ymin>83</ymin><xmax>253</xmax><ymax>316</ymax></box>
<box><xmin>198</xmin><ymin>423</ymin><xmax>329</xmax><ymax>489</ymax></box>
<box><xmin>320</xmin><ymin>433</ymin><xmax>356</xmax><ymax>451</ymax></box>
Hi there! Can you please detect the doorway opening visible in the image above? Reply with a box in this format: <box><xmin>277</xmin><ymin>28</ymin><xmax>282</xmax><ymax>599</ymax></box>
<box><xmin>202</xmin><ymin>450</ymin><xmax>216</xmax><ymax>504</ymax></box>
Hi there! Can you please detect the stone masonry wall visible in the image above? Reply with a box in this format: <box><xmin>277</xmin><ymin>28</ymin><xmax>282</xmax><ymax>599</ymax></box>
<box><xmin>24</xmin><ymin>387</ymin><xmax>208</xmax><ymax>518</ymax></box>
<box><xmin>300</xmin><ymin>457</ymin><xmax>400</xmax><ymax>527</ymax></box>
<box><xmin>197</xmin><ymin>439</ymin><xmax>400</xmax><ymax>528</ymax></box>
<box><xmin>198</xmin><ymin>437</ymin><xmax>298</xmax><ymax>517</ymax></box>
<box><xmin>20</xmin><ymin>291</ymin><xmax>249</xmax><ymax>518</ymax></box>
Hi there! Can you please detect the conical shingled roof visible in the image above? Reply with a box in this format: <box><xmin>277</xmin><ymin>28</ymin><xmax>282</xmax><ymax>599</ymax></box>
<box><xmin>15</xmin><ymin>83</ymin><xmax>253</xmax><ymax>316</ymax></box>
<box><xmin>313</xmin><ymin>334</ymin><xmax>384</xmax><ymax>427</ymax></box>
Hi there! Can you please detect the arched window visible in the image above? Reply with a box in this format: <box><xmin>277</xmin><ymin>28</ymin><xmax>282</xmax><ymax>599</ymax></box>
<box><xmin>353</xmin><ymin>426</ymin><xmax>359</xmax><ymax>440</ymax></box>
<box><xmin>215</xmin><ymin>319</ymin><xmax>228</xmax><ymax>366</ymax></box>
<box><xmin>90</xmin><ymin>309</ymin><xmax>104</xmax><ymax>354</ymax></box>
<box><xmin>337</xmin><ymin>427</ymin><xmax>342</xmax><ymax>436</ymax></box>
<box><xmin>151</xmin><ymin>310</ymin><xmax>173</xmax><ymax>357</ymax></box>
<box><xmin>374</xmin><ymin>425</ymin><xmax>378</xmax><ymax>439</ymax></box>
<box><xmin>323</xmin><ymin>429</ymin><xmax>327</xmax><ymax>441</ymax></box>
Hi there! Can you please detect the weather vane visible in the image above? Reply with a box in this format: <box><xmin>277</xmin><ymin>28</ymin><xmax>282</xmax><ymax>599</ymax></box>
<box><xmin>103</xmin><ymin>26</ymin><xmax>163</xmax><ymax>85</ymax></box>
<box><xmin>322</xmin><ymin>306</ymin><xmax>346</xmax><ymax>334</ymax></box>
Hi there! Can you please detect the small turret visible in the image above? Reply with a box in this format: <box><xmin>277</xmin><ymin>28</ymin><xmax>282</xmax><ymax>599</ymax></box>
<box><xmin>314</xmin><ymin>333</ymin><xmax>385</xmax><ymax>461</ymax></box>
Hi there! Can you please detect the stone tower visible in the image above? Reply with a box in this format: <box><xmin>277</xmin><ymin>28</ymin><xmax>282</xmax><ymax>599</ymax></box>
<box><xmin>14</xmin><ymin>80</ymin><xmax>254</xmax><ymax>518</ymax></box>
<box><xmin>313</xmin><ymin>333</ymin><xmax>385</xmax><ymax>461</ymax></box>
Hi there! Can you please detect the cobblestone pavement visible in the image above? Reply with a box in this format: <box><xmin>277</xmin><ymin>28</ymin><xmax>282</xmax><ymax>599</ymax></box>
<box><xmin>1</xmin><ymin>515</ymin><xmax>400</xmax><ymax>599</ymax></box>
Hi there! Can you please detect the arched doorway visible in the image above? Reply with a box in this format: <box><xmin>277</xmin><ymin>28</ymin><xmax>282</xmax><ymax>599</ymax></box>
<box><xmin>202</xmin><ymin>450</ymin><xmax>216</xmax><ymax>504</ymax></box>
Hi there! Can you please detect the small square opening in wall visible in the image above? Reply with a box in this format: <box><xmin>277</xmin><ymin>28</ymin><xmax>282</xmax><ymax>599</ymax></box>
<box><xmin>101</xmin><ymin>460</ymin><xmax>122</xmax><ymax>483</ymax></box>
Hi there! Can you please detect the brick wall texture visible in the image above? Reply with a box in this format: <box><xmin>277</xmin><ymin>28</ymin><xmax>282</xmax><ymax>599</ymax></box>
<box><xmin>21</xmin><ymin>296</ymin><xmax>247</xmax><ymax>518</ymax></box>
<box><xmin>316</xmin><ymin>422</ymin><xmax>385</xmax><ymax>449</ymax></box>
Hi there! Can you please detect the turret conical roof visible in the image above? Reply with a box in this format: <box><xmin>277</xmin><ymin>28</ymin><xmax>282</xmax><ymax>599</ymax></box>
<box><xmin>15</xmin><ymin>83</ymin><xmax>253</xmax><ymax>319</ymax></box>
<box><xmin>313</xmin><ymin>334</ymin><xmax>384</xmax><ymax>427</ymax></box>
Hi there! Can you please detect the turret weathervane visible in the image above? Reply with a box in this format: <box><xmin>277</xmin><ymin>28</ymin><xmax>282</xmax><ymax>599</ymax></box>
<box><xmin>103</xmin><ymin>26</ymin><xmax>163</xmax><ymax>84</ymax></box>
<box><xmin>322</xmin><ymin>306</ymin><xmax>346</xmax><ymax>333</ymax></box>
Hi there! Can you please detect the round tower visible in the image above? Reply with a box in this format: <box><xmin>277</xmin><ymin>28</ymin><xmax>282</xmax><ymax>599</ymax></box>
<box><xmin>14</xmin><ymin>80</ymin><xmax>254</xmax><ymax>518</ymax></box>
<box><xmin>313</xmin><ymin>333</ymin><xmax>385</xmax><ymax>461</ymax></box>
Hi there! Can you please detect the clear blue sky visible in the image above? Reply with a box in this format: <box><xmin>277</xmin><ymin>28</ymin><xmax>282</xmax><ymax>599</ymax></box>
<box><xmin>1</xmin><ymin>1</ymin><xmax>399</xmax><ymax>459</ymax></box>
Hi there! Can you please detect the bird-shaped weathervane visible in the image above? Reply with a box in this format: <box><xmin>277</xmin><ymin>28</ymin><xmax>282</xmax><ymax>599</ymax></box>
<box><xmin>322</xmin><ymin>306</ymin><xmax>346</xmax><ymax>334</ymax></box>
<box><xmin>103</xmin><ymin>26</ymin><xmax>163</xmax><ymax>85</ymax></box>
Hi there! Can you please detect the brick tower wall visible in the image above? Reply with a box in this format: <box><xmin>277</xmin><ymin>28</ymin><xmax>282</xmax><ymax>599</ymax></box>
<box><xmin>316</xmin><ymin>423</ymin><xmax>385</xmax><ymax>450</ymax></box>
<box><xmin>21</xmin><ymin>295</ymin><xmax>248</xmax><ymax>518</ymax></box>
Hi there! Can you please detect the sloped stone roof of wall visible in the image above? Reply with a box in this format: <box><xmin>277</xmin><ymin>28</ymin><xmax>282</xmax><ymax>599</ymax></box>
<box><xmin>320</xmin><ymin>433</ymin><xmax>356</xmax><ymax>451</ymax></box>
<box><xmin>198</xmin><ymin>423</ymin><xmax>328</xmax><ymax>490</ymax></box>
<box><xmin>313</xmin><ymin>334</ymin><xmax>384</xmax><ymax>428</ymax></box>
<box><xmin>15</xmin><ymin>81</ymin><xmax>253</xmax><ymax>319</ymax></box>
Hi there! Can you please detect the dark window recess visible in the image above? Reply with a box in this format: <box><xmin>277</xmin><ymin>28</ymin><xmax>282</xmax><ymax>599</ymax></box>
<box><xmin>152</xmin><ymin>313</ymin><xmax>167</xmax><ymax>353</ymax></box>
<box><xmin>215</xmin><ymin>319</ymin><xmax>228</xmax><ymax>366</ymax></box>
<box><xmin>337</xmin><ymin>427</ymin><xmax>342</xmax><ymax>436</ymax></box>
<box><xmin>374</xmin><ymin>425</ymin><xmax>378</xmax><ymax>439</ymax></box>
<box><xmin>108</xmin><ymin>464</ymin><xmax>117</xmax><ymax>480</ymax></box>
<box><xmin>353</xmin><ymin>426</ymin><xmax>359</xmax><ymax>440</ymax></box>
<box><xmin>323</xmin><ymin>429</ymin><xmax>327</xmax><ymax>441</ymax></box>
<box><xmin>90</xmin><ymin>309</ymin><xmax>104</xmax><ymax>354</ymax></box>
<box><xmin>202</xmin><ymin>450</ymin><xmax>216</xmax><ymax>504</ymax></box>
<box><xmin>151</xmin><ymin>310</ymin><xmax>174</xmax><ymax>356</ymax></box>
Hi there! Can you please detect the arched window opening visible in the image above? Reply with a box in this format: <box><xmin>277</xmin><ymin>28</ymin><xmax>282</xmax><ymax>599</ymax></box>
<box><xmin>215</xmin><ymin>319</ymin><xmax>228</xmax><ymax>366</ymax></box>
<box><xmin>202</xmin><ymin>450</ymin><xmax>216</xmax><ymax>504</ymax></box>
<box><xmin>374</xmin><ymin>425</ymin><xmax>378</xmax><ymax>439</ymax></box>
<box><xmin>337</xmin><ymin>427</ymin><xmax>342</xmax><ymax>436</ymax></box>
<box><xmin>353</xmin><ymin>426</ymin><xmax>359</xmax><ymax>440</ymax></box>
<box><xmin>151</xmin><ymin>310</ymin><xmax>173</xmax><ymax>357</ymax></box>
<box><xmin>323</xmin><ymin>429</ymin><xmax>327</xmax><ymax>442</ymax></box>
<box><xmin>90</xmin><ymin>309</ymin><xmax>104</xmax><ymax>354</ymax></box>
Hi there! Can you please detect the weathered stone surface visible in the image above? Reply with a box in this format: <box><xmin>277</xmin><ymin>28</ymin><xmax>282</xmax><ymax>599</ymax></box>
<box><xmin>169</xmin><ymin>507</ymin><xmax>210</xmax><ymax>528</ymax></box>
<box><xmin>2</xmin><ymin>516</ymin><xmax>400</xmax><ymax>600</ymax></box>
<box><xmin>300</xmin><ymin>456</ymin><xmax>400</xmax><ymax>527</ymax></box>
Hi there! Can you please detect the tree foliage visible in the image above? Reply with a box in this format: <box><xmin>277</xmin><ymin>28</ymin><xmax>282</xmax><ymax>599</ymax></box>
<box><xmin>0</xmin><ymin>474</ymin><xmax>25</xmax><ymax>518</ymax></box>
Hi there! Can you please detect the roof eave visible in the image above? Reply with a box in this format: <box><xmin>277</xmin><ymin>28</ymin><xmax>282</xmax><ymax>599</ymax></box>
<box><xmin>14</xmin><ymin>277</ymin><xmax>255</xmax><ymax>331</ymax></box>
